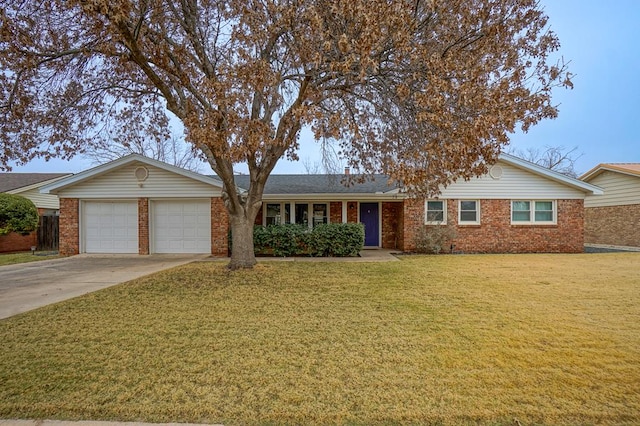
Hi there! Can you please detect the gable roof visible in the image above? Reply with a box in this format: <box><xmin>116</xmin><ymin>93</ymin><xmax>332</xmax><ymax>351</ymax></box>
<box><xmin>40</xmin><ymin>154</ymin><xmax>223</xmax><ymax>194</ymax></box>
<box><xmin>37</xmin><ymin>152</ymin><xmax>602</xmax><ymax>197</ymax></box>
<box><xmin>235</xmin><ymin>154</ymin><xmax>602</xmax><ymax>196</ymax></box>
<box><xmin>0</xmin><ymin>173</ymin><xmax>71</xmax><ymax>193</ymax></box>
<box><xmin>233</xmin><ymin>174</ymin><xmax>398</xmax><ymax>195</ymax></box>
<box><xmin>580</xmin><ymin>163</ymin><xmax>640</xmax><ymax>181</ymax></box>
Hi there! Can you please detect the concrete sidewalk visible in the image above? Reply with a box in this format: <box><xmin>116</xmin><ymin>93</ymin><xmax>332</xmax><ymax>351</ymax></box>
<box><xmin>0</xmin><ymin>421</ymin><xmax>222</xmax><ymax>426</ymax></box>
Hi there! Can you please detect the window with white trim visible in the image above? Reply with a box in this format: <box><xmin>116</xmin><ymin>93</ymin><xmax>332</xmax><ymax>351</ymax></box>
<box><xmin>511</xmin><ymin>200</ymin><xmax>556</xmax><ymax>224</ymax></box>
<box><xmin>458</xmin><ymin>200</ymin><xmax>480</xmax><ymax>224</ymax></box>
<box><xmin>425</xmin><ymin>200</ymin><xmax>447</xmax><ymax>224</ymax></box>
<box><xmin>265</xmin><ymin>202</ymin><xmax>291</xmax><ymax>225</ymax></box>
<box><xmin>312</xmin><ymin>203</ymin><xmax>328</xmax><ymax>227</ymax></box>
<box><xmin>295</xmin><ymin>203</ymin><xmax>328</xmax><ymax>228</ymax></box>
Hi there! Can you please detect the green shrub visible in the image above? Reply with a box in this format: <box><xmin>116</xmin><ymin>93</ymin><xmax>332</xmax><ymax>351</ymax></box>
<box><xmin>308</xmin><ymin>223</ymin><xmax>364</xmax><ymax>257</ymax></box>
<box><xmin>252</xmin><ymin>223</ymin><xmax>364</xmax><ymax>257</ymax></box>
<box><xmin>0</xmin><ymin>193</ymin><xmax>39</xmax><ymax>236</ymax></box>
<box><xmin>254</xmin><ymin>224</ymin><xmax>309</xmax><ymax>257</ymax></box>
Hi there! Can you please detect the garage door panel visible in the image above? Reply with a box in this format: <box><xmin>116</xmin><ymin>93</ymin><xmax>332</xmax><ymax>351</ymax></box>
<box><xmin>84</xmin><ymin>201</ymin><xmax>138</xmax><ymax>254</ymax></box>
<box><xmin>152</xmin><ymin>200</ymin><xmax>211</xmax><ymax>254</ymax></box>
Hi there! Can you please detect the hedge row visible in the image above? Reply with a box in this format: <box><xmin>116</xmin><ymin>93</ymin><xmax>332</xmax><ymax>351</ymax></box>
<box><xmin>253</xmin><ymin>223</ymin><xmax>364</xmax><ymax>257</ymax></box>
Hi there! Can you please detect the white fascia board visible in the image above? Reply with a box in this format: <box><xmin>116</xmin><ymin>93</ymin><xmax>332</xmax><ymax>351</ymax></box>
<box><xmin>260</xmin><ymin>193</ymin><xmax>406</xmax><ymax>201</ymax></box>
<box><xmin>580</xmin><ymin>164</ymin><xmax>640</xmax><ymax>181</ymax></box>
<box><xmin>40</xmin><ymin>154</ymin><xmax>223</xmax><ymax>194</ymax></box>
<box><xmin>498</xmin><ymin>153</ymin><xmax>603</xmax><ymax>195</ymax></box>
<box><xmin>7</xmin><ymin>174</ymin><xmax>72</xmax><ymax>194</ymax></box>
<box><xmin>579</xmin><ymin>164</ymin><xmax>605</xmax><ymax>181</ymax></box>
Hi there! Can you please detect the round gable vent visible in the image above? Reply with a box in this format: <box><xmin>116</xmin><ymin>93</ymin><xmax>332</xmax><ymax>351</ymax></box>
<box><xmin>489</xmin><ymin>165</ymin><xmax>503</xmax><ymax>180</ymax></box>
<box><xmin>135</xmin><ymin>166</ymin><xmax>149</xmax><ymax>185</ymax></box>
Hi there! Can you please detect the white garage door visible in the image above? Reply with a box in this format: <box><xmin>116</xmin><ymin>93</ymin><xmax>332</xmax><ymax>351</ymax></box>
<box><xmin>84</xmin><ymin>201</ymin><xmax>138</xmax><ymax>253</ymax></box>
<box><xmin>152</xmin><ymin>200</ymin><xmax>211</xmax><ymax>254</ymax></box>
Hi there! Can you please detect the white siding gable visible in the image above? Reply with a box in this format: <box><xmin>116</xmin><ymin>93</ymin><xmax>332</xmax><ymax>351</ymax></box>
<box><xmin>57</xmin><ymin>161</ymin><xmax>221</xmax><ymax>199</ymax></box>
<box><xmin>584</xmin><ymin>171</ymin><xmax>640</xmax><ymax>207</ymax></box>
<box><xmin>13</xmin><ymin>187</ymin><xmax>60</xmax><ymax>209</ymax></box>
<box><xmin>440</xmin><ymin>161</ymin><xmax>586</xmax><ymax>199</ymax></box>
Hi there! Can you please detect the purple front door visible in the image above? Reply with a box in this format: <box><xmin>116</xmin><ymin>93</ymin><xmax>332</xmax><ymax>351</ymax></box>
<box><xmin>360</xmin><ymin>203</ymin><xmax>379</xmax><ymax>247</ymax></box>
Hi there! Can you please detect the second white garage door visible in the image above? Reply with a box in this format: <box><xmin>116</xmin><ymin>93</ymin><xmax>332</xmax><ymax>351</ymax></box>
<box><xmin>152</xmin><ymin>200</ymin><xmax>211</xmax><ymax>254</ymax></box>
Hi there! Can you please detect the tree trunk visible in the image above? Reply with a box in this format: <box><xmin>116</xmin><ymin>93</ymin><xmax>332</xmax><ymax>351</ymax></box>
<box><xmin>228</xmin><ymin>212</ymin><xmax>258</xmax><ymax>270</ymax></box>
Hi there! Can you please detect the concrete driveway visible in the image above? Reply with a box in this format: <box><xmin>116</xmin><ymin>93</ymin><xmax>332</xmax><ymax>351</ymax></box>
<box><xmin>0</xmin><ymin>254</ymin><xmax>207</xmax><ymax>320</ymax></box>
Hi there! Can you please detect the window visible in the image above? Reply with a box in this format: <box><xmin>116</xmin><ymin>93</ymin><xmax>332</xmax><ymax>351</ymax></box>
<box><xmin>534</xmin><ymin>201</ymin><xmax>554</xmax><ymax>222</ymax></box>
<box><xmin>295</xmin><ymin>203</ymin><xmax>308</xmax><ymax>227</ymax></box>
<box><xmin>425</xmin><ymin>200</ymin><xmax>446</xmax><ymax>224</ymax></box>
<box><xmin>512</xmin><ymin>201</ymin><xmax>531</xmax><ymax>222</ymax></box>
<box><xmin>459</xmin><ymin>200</ymin><xmax>480</xmax><ymax>224</ymax></box>
<box><xmin>293</xmin><ymin>202</ymin><xmax>328</xmax><ymax>228</ymax></box>
<box><xmin>511</xmin><ymin>200</ymin><xmax>556</xmax><ymax>224</ymax></box>
<box><xmin>265</xmin><ymin>203</ymin><xmax>291</xmax><ymax>225</ymax></box>
<box><xmin>312</xmin><ymin>203</ymin><xmax>328</xmax><ymax>227</ymax></box>
<box><xmin>265</xmin><ymin>203</ymin><xmax>282</xmax><ymax>226</ymax></box>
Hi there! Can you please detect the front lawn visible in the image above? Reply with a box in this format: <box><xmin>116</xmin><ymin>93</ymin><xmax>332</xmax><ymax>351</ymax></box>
<box><xmin>0</xmin><ymin>254</ymin><xmax>638</xmax><ymax>425</ymax></box>
<box><xmin>0</xmin><ymin>251</ymin><xmax>59</xmax><ymax>266</ymax></box>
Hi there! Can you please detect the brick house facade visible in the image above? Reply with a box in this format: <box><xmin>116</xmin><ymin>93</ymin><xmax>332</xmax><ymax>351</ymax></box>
<box><xmin>584</xmin><ymin>204</ymin><xmax>640</xmax><ymax>247</ymax></box>
<box><xmin>581</xmin><ymin>164</ymin><xmax>640</xmax><ymax>248</ymax></box>
<box><xmin>43</xmin><ymin>153</ymin><xmax>601</xmax><ymax>256</ymax></box>
<box><xmin>435</xmin><ymin>199</ymin><xmax>584</xmax><ymax>253</ymax></box>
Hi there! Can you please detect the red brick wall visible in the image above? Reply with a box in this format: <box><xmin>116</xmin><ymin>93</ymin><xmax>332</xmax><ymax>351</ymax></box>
<box><xmin>138</xmin><ymin>198</ymin><xmax>149</xmax><ymax>255</ymax></box>
<box><xmin>585</xmin><ymin>204</ymin><xmax>640</xmax><ymax>247</ymax></box>
<box><xmin>401</xmin><ymin>198</ymin><xmax>425</xmax><ymax>251</ymax></box>
<box><xmin>211</xmin><ymin>198</ymin><xmax>229</xmax><ymax>256</ymax></box>
<box><xmin>59</xmin><ymin>198</ymin><xmax>79</xmax><ymax>256</ymax></box>
<box><xmin>447</xmin><ymin>199</ymin><xmax>584</xmax><ymax>253</ymax></box>
<box><xmin>330</xmin><ymin>202</ymin><xmax>342</xmax><ymax>223</ymax></box>
<box><xmin>254</xmin><ymin>206</ymin><xmax>263</xmax><ymax>226</ymax></box>
<box><xmin>0</xmin><ymin>231</ymin><xmax>37</xmax><ymax>253</ymax></box>
<box><xmin>347</xmin><ymin>202</ymin><xmax>358</xmax><ymax>223</ymax></box>
<box><xmin>0</xmin><ymin>208</ymin><xmax>53</xmax><ymax>253</ymax></box>
<box><xmin>401</xmin><ymin>198</ymin><xmax>584</xmax><ymax>253</ymax></box>
<box><xmin>381</xmin><ymin>202</ymin><xmax>402</xmax><ymax>249</ymax></box>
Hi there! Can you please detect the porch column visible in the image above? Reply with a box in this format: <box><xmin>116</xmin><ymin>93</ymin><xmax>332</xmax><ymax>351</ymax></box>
<box><xmin>342</xmin><ymin>201</ymin><xmax>347</xmax><ymax>223</ymax></box>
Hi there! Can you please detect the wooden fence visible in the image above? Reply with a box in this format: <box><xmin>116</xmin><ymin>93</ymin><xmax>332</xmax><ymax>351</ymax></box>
<box><xmin>37</xmin><ymin>215</ymin><xmax>59</xmax><ymax>251</ymax></box>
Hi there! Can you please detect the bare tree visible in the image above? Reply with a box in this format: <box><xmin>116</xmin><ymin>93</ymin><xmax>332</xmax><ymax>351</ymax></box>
<box><xmin>301</xmin><ymin>157</ymin><xmax>323</xmax><ymax>175</ymax></box>
<box><xmin>508</xmin><ymin>145</ymin><xmax>582</xmax><ymax>177</ymax></box>
<box><xmin>1</xmin><ymin>0</ymin><xmax>572</xmax><ymax>269</ymax></box>
<box><xmin>83</xmin><ymin>133</ymin><xmax>204</xmax><ymax>172</ymax></box>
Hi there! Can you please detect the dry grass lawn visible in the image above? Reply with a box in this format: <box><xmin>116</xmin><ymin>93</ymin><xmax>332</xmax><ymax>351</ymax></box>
<box><xmin>0</xmin><ymin>253</ymin><xmax>639</xmax><ymax>425</ymax></box>
<box><xmin>0</xmin><ymin>252</ymin><xmax>59</xmax><ymax>266</ymax></box>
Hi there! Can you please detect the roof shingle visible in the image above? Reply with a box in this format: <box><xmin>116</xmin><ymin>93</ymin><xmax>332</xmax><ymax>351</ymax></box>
<box><xmin>233</xmin><ymin>174</ymin><xmax>399</xmax><ymax>194</ymax></box>
<box><xmin>0</xmin><ymin>173</ymin><xmax>71</xmax><ymax>193</ymax></box>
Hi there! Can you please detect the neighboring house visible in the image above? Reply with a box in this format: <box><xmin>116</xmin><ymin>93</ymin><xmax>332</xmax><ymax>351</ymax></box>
<box><xmin>41</xmin><ymin>153</ymin><xmax>602</xmax><ymax>257</ymax></box>
<box><xmin>0</xmin><ymin>173</ymin><xmax>70</xmax><ymax>213</ymax></box>
<box><xmin>0</xmin><ymin>173</ymin><xmax>71</xmax><ymax>252</ymax></box>
<box><xmin>580</xmin><ymin>163</ymin><xmax>640</xmax><ymax>248</ymax></box>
